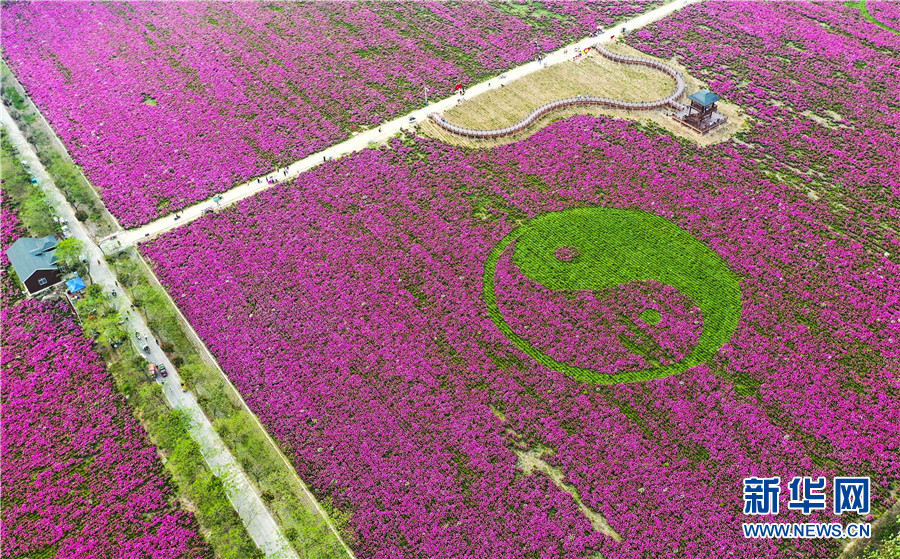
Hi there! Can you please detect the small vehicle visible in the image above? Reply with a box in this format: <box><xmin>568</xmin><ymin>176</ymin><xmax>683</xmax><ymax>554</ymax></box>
<box><xmin>142</xmin><ymin>344</ymin><xmax>151</xmax><ymax>353</ymax></box>
<box><xmin>158</xmin><ymin>364</ymin><xmax>168</xmax><ymax>378</ymax></box>
<box><xmin>203</xmin><ymin>207</ymin><xmax>214</xmax><ymax>215</ymax></box>
<box><xmin>408</xmin><ymin>116</ymin><xmax>416</xmax><ymax>122</ymax></box>
<box><xmin>148</xmin><ymin>363</ymin><xmax>158</xmax><ymax>380</ymax></box>
<box><xmin>180</xmin><ymin>382</ymin><xmax>188</xmax><ymax>392</ymax></box>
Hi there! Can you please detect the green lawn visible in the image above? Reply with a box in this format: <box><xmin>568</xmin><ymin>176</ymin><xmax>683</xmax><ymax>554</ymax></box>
<box><xmin>844</xmin><ymin>0</ymin><xmax>900</xmax><ymax>35</ymax></box>
<box><xmin>1</xmin><ymin>129</ymin><xmax>59</xmax><ymax>237</ymax></box>
<box><xmin>483</xmin><ymin>207</ymin><xmax>743</xmax><ymax>384</ymax></box>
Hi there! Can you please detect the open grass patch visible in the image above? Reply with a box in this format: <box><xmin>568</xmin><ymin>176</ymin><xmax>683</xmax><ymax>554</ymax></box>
<box><xmin>422</xmin><ymin>43</ymin><xmax>748</xmax><ymax>148</ymax></box>
<box><xmin>483</xmin><ymin>207</ymin><xmax>742</xmax><ymax>384</ymax></box>
<box><xmin>441</xmin><ymin>49</ymin><xmax>674</xmax><ymax>131</ymax></box>
<box><xmin>1</xmin><ymin>129</ymin><xmax>59</xmax><ymax>237</ymax></box>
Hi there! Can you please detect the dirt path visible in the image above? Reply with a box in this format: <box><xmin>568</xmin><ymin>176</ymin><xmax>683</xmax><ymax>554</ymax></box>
<box><xmin>515</xmin><ymin>447</ymin><xmax>624</xmax><ymax>542</ymax></box>
<box><xmin>99</xmin><ymin>0</ymin><xmax>702</xmax><ymax>252</ymax></box>
<box><xmin>2</xmin><ymin>104</ymin><xmax>300</xmax><ymax>559</ymax></box>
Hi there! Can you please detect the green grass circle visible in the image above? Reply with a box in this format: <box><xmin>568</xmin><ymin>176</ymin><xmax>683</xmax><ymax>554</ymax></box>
<box><xmin>483</xmin><ymin>207</ymin><xmax>742</xmax><ymax>384</ymax></box>
<box><xmin>640</xmin><ymin>308</ymin><xmax>662</xmax><ymax>326</ymax></box>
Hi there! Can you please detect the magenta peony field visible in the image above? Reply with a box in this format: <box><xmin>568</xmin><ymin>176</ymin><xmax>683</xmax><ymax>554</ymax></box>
<box><xmin>1</xmin><ymin>297</ymin><xmax>211</xmax><ymax>558</ymax></box>
<box><xmin>137</xmin><ymin>2</ymin><xmax>899</xmax><ymax>556</ymax></box>
<box><xmin>0</xmin><ymin>1</ymin><xmax>652</xmax><ymax>227</ymax></box>
<box><xmin>2</xmin><ymin>0</ymin><xmax>898</xmax><ymax>557</ymax></box>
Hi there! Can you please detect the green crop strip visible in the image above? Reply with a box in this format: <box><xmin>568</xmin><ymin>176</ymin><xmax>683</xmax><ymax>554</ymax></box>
<box><xmin>482</xmin><ymin>207</ymin><xmax>743</xmax><ymax>384</ymax></box>
<box><xmin>844</xmin><ymin>0</ymin><xmax>900</xmax><ymax>35</ymax></box>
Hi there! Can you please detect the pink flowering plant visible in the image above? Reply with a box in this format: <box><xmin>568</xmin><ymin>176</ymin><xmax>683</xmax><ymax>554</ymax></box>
<box><xmin>0</xmin><ymin>1</ymin><xmax>652</xmax><ymax>227</ymax></box>
<box><xmin>142</xmin><ymin>104</ymin><xmax>899</xmax><ymax>557</ymax></box>
<box><xmin>0</xmin><ymin>300</ymin><xmax>211</xmax><ymax>558</ymax></box>
<box><xmin>868</xmin><ymin>1</ymin><xmax>900</xmax><ymax>29</ymax></box>
<box><xmin>0</xmin><ymin>190</ymin><xmax>24</xmax><ymax>297</ymax></box>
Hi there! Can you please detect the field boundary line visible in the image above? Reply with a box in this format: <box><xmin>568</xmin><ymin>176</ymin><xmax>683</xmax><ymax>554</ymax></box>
<box><xmin>130</xmin><ymin>248</ymin><xmax>358</xmax><ymax>559</ymax></box>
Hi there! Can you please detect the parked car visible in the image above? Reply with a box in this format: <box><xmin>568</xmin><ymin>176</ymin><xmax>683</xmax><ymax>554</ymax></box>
<box><xmin>158</xmin><ymin>364</ymin><xmax>168</xmax><ymax>378</ymax></box>
<box><xmin>148</xmin><ymin>363</ymin><xmax>158</xmax><ymax>380</ymax></box>
<box><xmin>408</xmin><ymin>116</ymin><xmax>416</xmax><ymax>122</ymax></box>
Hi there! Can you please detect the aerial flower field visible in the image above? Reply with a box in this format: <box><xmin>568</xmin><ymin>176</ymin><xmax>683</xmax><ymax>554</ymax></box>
<box><xmin>0</xmin><ymin>0</ymin><xmax>652</xmax><ymax>227</ymax></box>
<box><xmin>2</xmin><ymin>0</ymin><xmax>898</xmax><ymax>557</ymax></box>
<box><xmin>143</xmin><ymin>106</ymin><xmax>900</xmax><ymax>556</ymax></box>
<box><xmin>625</xmin><ymin>1</ymin><xmax>900</xmax><ymax>228</ymax></box>
<box><xmin>1</xmin><ymin>296</ymin><xmax>210</xmax><ymax>558</ymax></box>
<box><xmin>136</xmin><ymin>3</ymin><xmax>900</xmax><ymax>557</ymax></box>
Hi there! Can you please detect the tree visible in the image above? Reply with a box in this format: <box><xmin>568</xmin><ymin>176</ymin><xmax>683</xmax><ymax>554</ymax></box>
<box><xmin>84</xmin><ymin>283</ymin><xmax>104</xmax><ymax>299</ymax></box>
<box><xmin>54</xmin><ymin>237</ymin><xmax>85</xmax><ymax>270</ymax></box>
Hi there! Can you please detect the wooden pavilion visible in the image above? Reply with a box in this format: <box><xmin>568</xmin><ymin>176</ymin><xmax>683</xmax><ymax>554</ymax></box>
<box><xmin>673</xmin><ymin>89</ymin><xmax>727</xmax><ymax>134</ymax></box>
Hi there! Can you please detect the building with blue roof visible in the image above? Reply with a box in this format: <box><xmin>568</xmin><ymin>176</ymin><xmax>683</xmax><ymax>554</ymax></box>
<box><xmin>688</xmin><ymin>89</ymin><xmax>721</xmax><ymax>107</ymax></box>
<box><xmin>5</xmin><ymin>235</ymin><xmax>61</xmax><ymax>295</ymax></box>
<box><xmin>673</xmin><ymin>88</ymin><xmax>727</xmax><ymax>134</ymax></box>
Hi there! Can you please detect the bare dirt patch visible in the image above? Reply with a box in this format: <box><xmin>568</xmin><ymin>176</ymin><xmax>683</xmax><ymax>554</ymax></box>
<box><xmin>515</xmin><ymin>446</ymin><xmax>624</xmax><ymax>543</ymax></box>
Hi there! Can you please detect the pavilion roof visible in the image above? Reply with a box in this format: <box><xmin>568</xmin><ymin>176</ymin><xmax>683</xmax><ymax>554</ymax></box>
<box><xmin>689</xmin><ymin>89</ymin><xmax>721</xmax><ymax>106</ymax></box>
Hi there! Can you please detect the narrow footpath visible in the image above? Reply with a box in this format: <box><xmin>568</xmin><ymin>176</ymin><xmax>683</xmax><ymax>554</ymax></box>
<box><xmin>100</xmin><ymin>0</ymin><xmax>700</xmax><ymax>253</ymax></box>
<box><xmin>1</xmin><ymin>105</ymin><xmax>300</xmax><ymax>559</ymax></box>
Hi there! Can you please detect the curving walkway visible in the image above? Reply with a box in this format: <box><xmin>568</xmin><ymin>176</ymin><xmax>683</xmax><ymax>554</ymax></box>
<box><xmin>429</xmin><ymin>44</ymin><xmax>686</xmax><ymax>139</ymax></box>
<box><xmin>98</xmin><ymin>0</ymin><xmax>703</xmax><ymax>251</ymax></box>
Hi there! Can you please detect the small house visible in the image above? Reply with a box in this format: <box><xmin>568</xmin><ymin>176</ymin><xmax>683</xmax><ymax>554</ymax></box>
<box><xmin>6</xmin><ymin>235</ymin><xmax>61</xmax><ymax>295</ymax></box>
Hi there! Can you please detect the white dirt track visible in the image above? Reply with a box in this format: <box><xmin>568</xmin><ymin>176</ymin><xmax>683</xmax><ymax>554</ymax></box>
<box><xmin>100</xmin><ymin>0</ymin><xmax>700</xmax><ymax>253</ymax></box>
